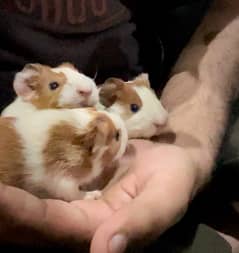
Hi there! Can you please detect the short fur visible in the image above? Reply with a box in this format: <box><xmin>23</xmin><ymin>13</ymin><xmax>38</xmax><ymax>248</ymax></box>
<box><xmin>0</xmin><ymin>108</ymin><xmax>128</xmax><ymax>201</ymax></box>
<box><xmin>98</xmin><ymin>73</ymin><xmax>168</xmax><ymax>138</ymax></box>
<box><xmin>2</xmin><ymin>63</ymin><xmax>99</xmax><ymax>117</ymax></box>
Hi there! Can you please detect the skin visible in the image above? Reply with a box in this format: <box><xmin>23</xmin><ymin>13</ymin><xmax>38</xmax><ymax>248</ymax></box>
<box><xmin>0</xmin><ymin>0</ymin><xmax>239</xmax><ymax>252</ymax></box>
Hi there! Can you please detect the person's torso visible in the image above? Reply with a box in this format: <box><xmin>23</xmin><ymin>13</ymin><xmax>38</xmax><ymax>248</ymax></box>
<box><xmin>0</xmin><ymin>0</ymin><xmax>210</xmax><ymax>110</ymax></box>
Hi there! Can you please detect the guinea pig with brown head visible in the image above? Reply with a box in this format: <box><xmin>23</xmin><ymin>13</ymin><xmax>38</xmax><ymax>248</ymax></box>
<box><xmin>0</xmin><ymin>108</ymin><xmax>128</xmax><ymax>201</ymax></box>
<box><xmin>2</xmin><ymin>63</ymin><xmax>99</xmax><ymax>117</ymax></box>
<box><xmin>98</xmin><ymin>73</ymin><xmax>168</xmax><ymax>138</ymax></box>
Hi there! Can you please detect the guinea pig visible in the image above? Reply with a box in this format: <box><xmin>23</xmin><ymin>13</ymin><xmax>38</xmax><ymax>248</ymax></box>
<box><xmin>0</xmin><ymin>108</ymin><xmax>128</xmax><ymax>201</ymax></box>
<box><xmin>98</xmin><ymin>73</ymin><xmax>168</xmax><ymax>139</ymax></box>
<box><xmin>1</xmin><ymin>62</ymin><xmax>99</xmax><ymax>117</ymax></box>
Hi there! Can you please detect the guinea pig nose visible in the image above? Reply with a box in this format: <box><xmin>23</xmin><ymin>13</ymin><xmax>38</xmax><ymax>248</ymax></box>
<box><xmin>78</xmin><ymin>89</ymin><xmax>92</xmax><ymax>97</ymax></box>
<box><xmin>154</xmin><ymin>122</ymin><xmax>165</xmax><ymax>129</ymax></box>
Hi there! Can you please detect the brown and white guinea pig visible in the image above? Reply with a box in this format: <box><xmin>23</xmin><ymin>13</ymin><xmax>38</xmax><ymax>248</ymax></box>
<box><xmin>0</xmin><ymin>108</ymin><xmax>127</xmax><ymax>201</ymax></box>
<box><xmin>1</xmin><ymin>63</ymin><xmax>99</xmax><ymax>117</ymax></box>
<box><xmin>98</xmin><ymin>73</ymin><xmax>168</xmax><ymax>139</ymax></box>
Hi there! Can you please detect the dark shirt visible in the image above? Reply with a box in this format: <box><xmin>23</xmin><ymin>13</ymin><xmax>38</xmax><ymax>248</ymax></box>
<box><xmin>0</xmin><ymin>0</ymin><xmax>211</xmax><ymax>111</ymax></box>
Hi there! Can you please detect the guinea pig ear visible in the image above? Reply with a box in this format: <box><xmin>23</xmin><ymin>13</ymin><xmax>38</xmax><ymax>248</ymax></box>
<box><xmin>72</xmin><ymin>126</ymin><xmax>97</xmax><ymax>154</ymax></box>
<box><xmin>133</xmin><ymin>73</ymin><xmax>151</xmax><ymax>88</ymax></box>
<box><xmin>23</xmin><ymin>63</ymin><xmax>42</xmax><ymax>72</ymax></box>
<box><xmin>99</xmin><ymin>78</ymin><xmax>124</xmax><ymax>107</ymax></box>
<box><xmin>13</xmin><ymin>64</ymin><xmax>42</xmax><ymax>101</ymax></box>
<box><xmin>91</xmin><ymin>115</ymin><xmax>115</xmax><ymax>153</ymax></box>
<box><xmin>104</xmin><ymin>78</ymin><xmax>125</xmax><ymax>87</ymax></box>
<box><xmin>58</xmin><ymin>62</ymin><xmax>78</xmax><ymax>71</ymax></box>
<box><xmin>72</xmin><ymin>115</ymin><xmax>112</xmax><ymax>154</ymax></box>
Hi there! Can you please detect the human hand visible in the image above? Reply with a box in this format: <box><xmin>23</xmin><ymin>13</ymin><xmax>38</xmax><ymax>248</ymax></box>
<box><xmin>0</xmin><ymin>183</ymin><xmax>106</xmax><ymax>248</ymax></box>
<box><xmin>0</xmin><ymin>139</ymin><xmax>205</xmax><ymax>253</ymax></box>
<box><xmin>88</xmin><ymin>139</ymin><xmax>202</xmax><ymax>253</ymax></box>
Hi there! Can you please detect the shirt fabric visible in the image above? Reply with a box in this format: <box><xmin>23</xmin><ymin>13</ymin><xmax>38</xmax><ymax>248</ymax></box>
<box><xmin>0</xmin><ymin>0</ymin><xmax>210</xmax><ymax>111</ymax></box>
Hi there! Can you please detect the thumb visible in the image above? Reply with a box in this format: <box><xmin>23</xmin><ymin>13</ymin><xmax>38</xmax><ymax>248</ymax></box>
<box><xmin>90</xmin><ymin>175</ymin><xmax>191</xmax><ymax>253</ymax></box>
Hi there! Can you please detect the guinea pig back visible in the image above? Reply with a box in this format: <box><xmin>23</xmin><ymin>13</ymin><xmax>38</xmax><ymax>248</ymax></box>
<box><xmin>0</xmin><ymin>108</ymin><xmax>128</xmax><ymax>201</ymax></box>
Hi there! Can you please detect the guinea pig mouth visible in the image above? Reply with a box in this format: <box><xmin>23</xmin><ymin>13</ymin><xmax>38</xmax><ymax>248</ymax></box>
<box><xmin>153</xmin><ymin>123</ymin><xmax>165</xmax><ymax>132</ymax></box>
<box><xmin>154</xmin><ymin>123</ymin><xmax>162</xmax><ymax>129</ymax></box>
<box><xmin>78</xmin><ymin>100</ymin><xmax>89</xmax><ymax>107</ymax></box>
<box><xmin>79</xmin><ymin>102</ymin><xmax>88</xmax><ymax>107</ymax></box>
<box><xmin>78</xmin><ymin>98</ymin><xmax>96</xmax><ymax>107</ymax></box>
<box><xmin>154</xmin><ymin>123</ymin><xmax>167</xmax><ymax>134</ymax></box>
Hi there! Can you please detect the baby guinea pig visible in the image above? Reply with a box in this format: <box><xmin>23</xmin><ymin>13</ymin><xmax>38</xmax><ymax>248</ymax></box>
<box><xmin>98</xmin><ymin>73</ymin><xmax>168</xmax><ymax>139</ymax></box>
<box><xmin>2</xmin><ymin>62</ymin><xmax>99</xmax><ymax>117</ymax></box>
<box><xmin>0</xmin><ymin>108</ymin><xmax>127</xmax><ymax>201</ymax></box>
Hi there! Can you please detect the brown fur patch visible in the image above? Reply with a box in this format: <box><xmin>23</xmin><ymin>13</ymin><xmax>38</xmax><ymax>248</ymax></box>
<box><xmin>0</xmin><ymin>118</ymin><xmax>26</xmax><ymax>187</ymax></box>
<box><xmin>99</xmin><ymin>78</ymin><xmax>124</xmax><ymax>107</ymax></box>
<box><xmin>118</xmin><ymin>85</ymin><xmax>142</xmax><ymax>107</ymax></box>
<box><xmin>43</xmin><ymin>122</ymin><xmax>93</xmax><ymax>179</ymax></box>
<box><xmin>99</xmin><ymin>79</ymin><xmax>142</xmax><ymax>114</ymax></box>
<box><xmin>78</xmin><ymin>114</ymin><xmax>122</xmax><ymax>191</ymax></box>
<box><xmin>84</xmin><ymin>113</ymin><xmax>122</xmax><ymax>190</ymax></box>
<box><xmin>44</xmin><ymin>113</ymin><xmax>121</xmax><ymax>183</ymax></box>
<box><xmin>86</xmin><ymin>112</ymin><xmax>121</xmax><ymax>167</ymax></box>
<box><xmin>26</xmin><ymin>65</ymin><xmax>67</xmax><ymax>109</ymax></box>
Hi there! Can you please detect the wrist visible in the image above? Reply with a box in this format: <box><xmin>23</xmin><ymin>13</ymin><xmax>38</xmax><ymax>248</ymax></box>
<box><xmin>160</xmin><ymin>87</ymin><xmax>228</xmax><ymax>192</ymax></box>
<box><xmin>184</xmin><ymin>145</ymin><xmax>215</xmax><ymax>192</ymax></box>
<box><xmin>150</xmin><ymin>142</ymin><xmax>213</xmax><ymax>196</ymax></box>
<box><xmin>152</xmin><ymin>140</ymin><xmax>215</xmax><ymax>194</ymax></box>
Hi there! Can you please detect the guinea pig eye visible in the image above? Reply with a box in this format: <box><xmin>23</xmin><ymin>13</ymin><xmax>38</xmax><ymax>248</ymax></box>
<box><xmin>49</xmin><ymin>82</ymin><xmax>59</xmax><ymax>90</ymax></box>
<box><xmin>130</xmin><ymin>104</ymin><xmax>139</xmax><ymax>113</ymax></box>
<box><xmin>115</xmin><ymin>130</ymin><xmax>120</xmax><ymax>141</ymax></box>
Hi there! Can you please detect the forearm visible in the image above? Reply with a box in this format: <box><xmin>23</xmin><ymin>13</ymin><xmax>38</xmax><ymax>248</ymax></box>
<box><xmin>160</xmin><ymin>0</ymin><xmax>239</xmax><ymax>188</ymax></box>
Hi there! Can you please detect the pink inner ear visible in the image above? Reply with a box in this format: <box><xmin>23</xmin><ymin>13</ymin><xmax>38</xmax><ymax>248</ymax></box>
<box><xmin>13</xmin><ymin>72</ymin><xmax>36</xmax><ymax>101</ymax></box>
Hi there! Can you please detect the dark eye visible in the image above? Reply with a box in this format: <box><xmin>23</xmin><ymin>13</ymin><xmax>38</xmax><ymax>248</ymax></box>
<box><xmin>130</xmin><ymin>104</ymin><xmax>139</xmax><ymax>113</ymax></box>
<box><xmin>115</xmin><ymin>130</ymin><xmax>120</xmax><ymax>141</ymax></box>
<box><xmin>49</xmin><ymin>82</ymin><xmax>59</xmax><ymax>90</ymax></box>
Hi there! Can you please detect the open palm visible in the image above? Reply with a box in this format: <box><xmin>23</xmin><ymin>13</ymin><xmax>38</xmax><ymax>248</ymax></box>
<box><xmin>0</xmin><ymin>140</ymin><xmax>199</xmax><ymax>253</ymax></box>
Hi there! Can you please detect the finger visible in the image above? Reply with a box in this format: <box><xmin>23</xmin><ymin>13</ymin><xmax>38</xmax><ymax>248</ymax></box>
<box><xmin>0</xmin><ymin>183</ymin><xmax>106</xmax><ymax>245</ymax></box>
<box><xmin>71</xmin><ymin>172</ymin><xmax>140</xmax><ymax>234</ymax></box>
<box><xmin>102</xmin><ymin>173</ymin><xmax>138</xmax><ymax>210</ymax></box>
<box><xmin>91</xmin><ymin>172</ymin><xmax>195</xmax><ymax>253</ymax></box>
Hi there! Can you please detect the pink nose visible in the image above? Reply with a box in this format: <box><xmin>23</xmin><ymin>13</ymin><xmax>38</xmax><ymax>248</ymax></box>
<box><xmin>154</xmin><ymin>121</ymin><xmax>166</xmax><ymax>129</ymax></box>
<box><xmin>78</xmin><ymin>89</ymin><xmax>92</xmax><ymax>97</ymax></box>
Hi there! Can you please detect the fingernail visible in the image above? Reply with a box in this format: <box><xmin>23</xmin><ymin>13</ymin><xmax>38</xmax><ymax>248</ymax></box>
<box><xmin>109</xmin><ymin>234</ymin><xmax>128</xmax><ymax>253</ymax></box>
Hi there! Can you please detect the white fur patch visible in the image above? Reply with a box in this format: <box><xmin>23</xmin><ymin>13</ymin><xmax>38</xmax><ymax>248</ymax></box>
<box><xmin>1</xmin><ymin>97</ymin><xmax>36</xmax><ymax>117</ymax></box>
<box><xmin>71</xmin><ymin>111</ymin><xmax>127</xmax><ymax>186</ymax></box>
<box><xmin>42</xmin><ymin>173</ymin><xmax>85</xmax><ymax>201</ymax></box>
<box><xmin>84</xmin><ymin>190</ymin><xmax>102</xmax><ymax>200</ymax></box>
<box><xmin>70</xmin><ymin>108</ymin><xmax>95</xmax><ymax>128</ymax></box>
<box><xmin>72</xmin><ymin>109</ymin><xmax>128</xmax><ymax>164</ymax></box>
<box><xmin>101</xmin><ymin>111</ymin><xmax>128</xmax><ymax>160</ymax></box>
<box><xmin>106</xmin><ymin>86</ymin><xmax>168</xmax><ymax>138</ymax></box>
<box><xmin>53</xmin><ymin>67</ymin><xmax>99</xmax><ymax>107</ymax></box>
<box><xmin>14</xmin><ymin>110</ymin><xmax>70</xmax><ymax>181</ymax></box>
<box><xmin>14</xmin><ymin>109</ymin><xmax>94</xmax><ymax>195</ymax></box>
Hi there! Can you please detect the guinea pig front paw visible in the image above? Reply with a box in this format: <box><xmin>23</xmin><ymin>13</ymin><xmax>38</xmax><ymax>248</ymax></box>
<box><xmin>84</xmin><ymin>190</ymin><xmax>102</xmax><ymax>200</ymax></box>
